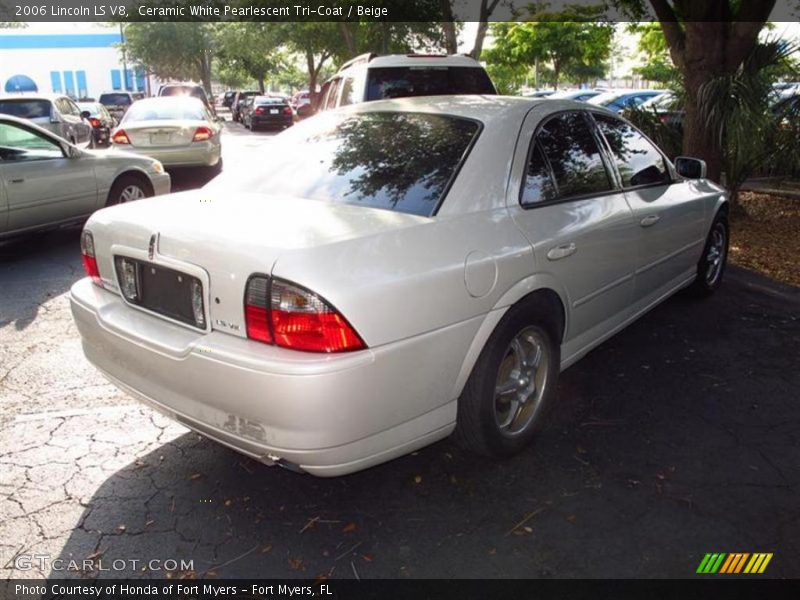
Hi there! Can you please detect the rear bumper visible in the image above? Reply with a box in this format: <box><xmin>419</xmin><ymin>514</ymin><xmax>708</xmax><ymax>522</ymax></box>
<box><xmin>251</xmin><ymin>115</ymin><xmax>293</xmax><ymax>128</ymax></box>
<box><xmin>69</xmin><ymin>278</ymin><xmax>467</xmax><ymax>476</ymax></box>
<box><xmin>111</xmin><ymin>141</ymin><xmax>221</xmax><ymax>168</ymax></box>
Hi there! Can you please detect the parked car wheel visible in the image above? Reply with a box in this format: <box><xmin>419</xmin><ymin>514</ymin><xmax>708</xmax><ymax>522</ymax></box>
<box><xmin>690</xmin><ymin>213</ymin><xmax>729</xmax><ymax>296</ymax></box>
<box><xmin>209</xmin><ymin>157</ymin><xmax>223</xmax><ymax>176</ymax></box>
<box><xmin>455</xmin><ymin>296</ymin><xmax>561</xmax><ymax>457</ymax></box>
<box><xmin>106</xmin><ymin>175</ymin><xmax>152</xmax><ymax>207</ymax></box>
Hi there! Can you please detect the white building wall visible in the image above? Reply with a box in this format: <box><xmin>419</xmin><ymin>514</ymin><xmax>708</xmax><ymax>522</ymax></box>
<box><xmin>0</xmin><ymin>26</ymin><xmax>152</xmax><ymax>100</ymax></box>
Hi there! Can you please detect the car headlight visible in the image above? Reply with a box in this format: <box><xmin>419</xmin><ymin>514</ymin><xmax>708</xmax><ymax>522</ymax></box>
<box><xmin>151</xmin><ymin>161</ymin><xmax>165</xmax><ymax>174</ymax></box>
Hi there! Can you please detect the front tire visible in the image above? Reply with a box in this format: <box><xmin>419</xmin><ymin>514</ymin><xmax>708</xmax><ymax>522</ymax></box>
<box><xmin>454</xmin><ymin>297</ymin><xmax>561</xmax><ymax>457</ymax></box>
<box><xmin>106</xmin><ymin>175</ymin><xmax>152</xmax><ymax>207</ymax></box>
<box><xmin>689</xmin><ymin>214</ymin><xmax>729</xmax><ymax>296</ymax></box>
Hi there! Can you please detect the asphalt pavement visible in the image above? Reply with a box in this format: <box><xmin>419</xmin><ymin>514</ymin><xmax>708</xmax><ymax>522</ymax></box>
<box><xmin>1</xmin><ymin>120</ymin><xmax>798</xmax><ymax>580</ymax></box>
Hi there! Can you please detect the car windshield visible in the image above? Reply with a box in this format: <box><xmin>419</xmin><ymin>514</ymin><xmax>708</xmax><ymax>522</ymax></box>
<box><xmin>0</xmin><ymin>99</ymin><xmax>51</xmax><ymax>119</ymax></box>
<box><xmin>99</xmin><ymin>93</ymin><xmax>132</xmax><ymax>106</ymax></box>
<box><xmin>365</xmin><ymin>67</ymin><xmax>496</xmax><ymax>101</ymax></box>
<box><xmin>206</xmin><ymin>111</ymin><xmax>480</xmax><ymax>216</ymax></box>
<box><xmin>122</xmin><ymin>99</ymin><xmax>207</xmax><ymax>122</ymax></box>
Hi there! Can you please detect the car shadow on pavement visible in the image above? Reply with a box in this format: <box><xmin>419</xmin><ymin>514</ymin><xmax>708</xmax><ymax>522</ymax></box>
<box><xmin>51</xmin><ymin>268</ymin><xmax>800</xmax><ymax>579</ymax></box>
<box><xmin>0</xmin><ymin>227</ymin><xmax>83</xmax><ymax>331</ymax></box>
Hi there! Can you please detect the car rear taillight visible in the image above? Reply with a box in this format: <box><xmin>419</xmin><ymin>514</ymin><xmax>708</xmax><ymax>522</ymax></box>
<box><xmin>244</xmin><ymin>276</ymin><xmax>272</xmax><ymax>344</ymax></box>
<box><xmin>244</xmin><ymin>276</ymin><xmax>365</xmax><ymax>353</ymax></box>
<box><xmin>111</xmin><ymin>129</ymin><xmax>130</xmax><ymax>144</ymax></box>
<box><xmin>282</xmin><ymin>106</ymin><xmax>292</xmax><ymax>115</ymax></box>
<box><xmin>255</xmin><ymin>107</ymin><xmax>265</xmax><ymax>115</ymax></box>
<box><xmin>89</xmin><ymin>117</ymin><xmax>102</xmax><ymax>128</ymax></box>
<box><xmin>193</xmin><ymin>126</ymin><xmax>213</xmax><ymax>142</ymax></box>
<box><xmin>80</xmin><ymin>230</ymin><xmax>102</xmax><ymax>286</ymax></box>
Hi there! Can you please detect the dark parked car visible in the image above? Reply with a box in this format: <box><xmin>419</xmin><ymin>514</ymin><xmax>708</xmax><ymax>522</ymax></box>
<box><xmin>231</xmin><ymin>91</ymin><xmax>260</xmax><ymax>122</ymax></box>
<box><xmin>222</xmin><ymin>91</ymin><xmax>237</xmax><ymax>109</ymax></box>
<box><xmin>98</xmin><ymin>91</ymin><xmax>137</xmax><ymax>122</ymax></box>
<box><xmin>157</xmin><ymin>82</ymin><xmax>216</xmax><ymax>117</ymax></box>
<box><xmin>243</xmin><ymin>96</ymin><xmax>294</xmax><ymax>131</ymax></box>
<box><xmin>589</xmin><ymin>89</ymin><xmax>665</xmax><ymax>113</ymax></box>
<box><xmin>77</xmin><ymin>102</ymin><xmax>116</xmax><ymax>147</ymax></box>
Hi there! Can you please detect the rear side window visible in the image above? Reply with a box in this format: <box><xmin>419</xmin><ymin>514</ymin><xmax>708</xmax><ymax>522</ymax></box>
<box><xmin>209</xmin><ymin>112</ymin><xmax>480</xmax><ymax>217</ymax></box>
<box><xmin>0</xmin><ymin>99</ymin><xmax>51</xmax><ymax>118</ymax></box>
<box><xmin>366</xmin><ymin>67</ymin><xmax>496</xmax><ymax>101</ymax></box>
<box><xmin>594</xmin><ymin>114</ymin><xmax>671</xmax><ymax>188</ymax></box>
<box><xmin>523</xmin><ymin>112</ymin><xmax>612</xmax><ymax>203</ymax></box>
<box><xmin>99</xmin><ymin>93</ymin><xmax>132</xmax><ymax>106</ymax></box>
<box><xmin>339</xmin><ymin>77</ymin><xmax>356</xmax><ymax>106</ymax></box>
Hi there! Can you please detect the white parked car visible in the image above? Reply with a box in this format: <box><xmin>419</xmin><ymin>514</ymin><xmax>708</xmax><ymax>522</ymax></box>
<box><xmin>109</xmin><ymin>97</ymin><xmax>222</xmax><ymax>171</ymax></box>
<box><xmin>0</xmin><ymin>114</ymin><xmax>170</xmax><ymax>240</ymax></box>
<box><xmin>70</xmin><ymin>97</ymin><xmax>728</xmax><ymax>476</ymax></box>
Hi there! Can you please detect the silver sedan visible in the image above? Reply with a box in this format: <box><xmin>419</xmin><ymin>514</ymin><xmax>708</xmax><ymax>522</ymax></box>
<box><xmin>0</xmin><ymin>114</ymin><xmax>170</xmax><ymax>240</ymax></box>
<box><xmin>70</xmin><ymin>97</ymin><xmax>728</xmax><ymax>476</ymax></box>
<box><xmin>109</xmin><ymin>97</ymin><xmax>222</xmax><ymax>170</ymax></box>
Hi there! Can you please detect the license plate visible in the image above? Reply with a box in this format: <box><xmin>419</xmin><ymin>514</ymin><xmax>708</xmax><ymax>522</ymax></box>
<box><xmin>117</xmin><ymin>258</ymin><xmax>203</xmax><ymax>328</ymax></box>
<box><xmin>150</xmin><ymin>132</ymin><xmax>171</xmax><ymax>145</ymax></box>
<box><xmin>269</xmin><ymin>109</ymin><xmax>279</xmax><ymax>114</ymax></box>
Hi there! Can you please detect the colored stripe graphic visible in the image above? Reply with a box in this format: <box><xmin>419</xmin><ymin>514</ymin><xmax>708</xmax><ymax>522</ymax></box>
<box><xmin>698</xmin><ymin>552</ymin><xmax>773</xmax><ymax>574</ymax></box>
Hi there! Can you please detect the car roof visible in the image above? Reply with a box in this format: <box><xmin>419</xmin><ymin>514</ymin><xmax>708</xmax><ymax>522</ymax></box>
<box><xmin>340</xmin><ymin>53</ymin><xmax>483</xmax><ymax>72</ymax></box>
<box><xmin>0</xmin><ymin>93</ymin><xmax>65</xmax><ymax>102</ymax></box>
<box><xmin>331</xmin><ymin>94</ymin><xmax>614</xmax><ymax>124</ymax></box>
<box><xmin>132</xmin><ymin>96</ymin><xmax>206</xmax><ymax>107</ymax></box>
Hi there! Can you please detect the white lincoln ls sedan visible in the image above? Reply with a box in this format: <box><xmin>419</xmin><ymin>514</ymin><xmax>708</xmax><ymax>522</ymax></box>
<box><xmin>70</xmin><ymin>97</ymin><xmax>729</xmax><ymax>476</ymax></box>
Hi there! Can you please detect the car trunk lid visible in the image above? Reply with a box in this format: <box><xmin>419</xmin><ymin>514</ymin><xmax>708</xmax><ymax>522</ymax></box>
<box><xmin>92</xmin><ymin>191</ymin><xmax>429</xmax><ymax>337</ymax></box>
<box><xmin>121</xmin><ymin>119</ymin><xmax>202</xmax><ymax>147</ymax></box>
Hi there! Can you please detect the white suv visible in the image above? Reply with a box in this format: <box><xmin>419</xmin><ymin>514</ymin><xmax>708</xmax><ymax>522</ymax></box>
<box><xmin>318</xmin><ymin>53</ymin><xmax>496</xmax><ymax>111</ymax></box>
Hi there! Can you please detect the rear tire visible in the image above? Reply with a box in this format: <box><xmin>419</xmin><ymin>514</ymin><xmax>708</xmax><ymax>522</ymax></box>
<box><xmin>454</xmin><ymin>296</ymin><xmax>561</xmax><ymax>457</ymax></box>
<box><xmin>689</xmin><ymin>213</ymin><xmax>729</xmax><ymax>296</ymax></box>
<box><xmin>106</xmin><ymin>174</ymin><xmax>152</xmax><ymax>207</ymax></box>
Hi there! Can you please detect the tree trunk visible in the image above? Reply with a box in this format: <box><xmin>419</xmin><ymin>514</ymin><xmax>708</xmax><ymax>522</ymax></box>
<box><xmin>651</xmin><ymin>1</ymin><xmax>775</xmax><ymax>185</ymax></box>
<box><xmin>339</xmin><ymin>23</ymin><xmax>357</xmax><ymax>56</ymax></box>
<box><xmin>470</xmin><ymin>21</ymin><xmax>489</xmax><ymax>60</ymax></box>
<box><xmin>258</xmin><ymin>77</ymin><xmax>265</xmax><ymax>94</ymax></box>
<box><xmin>199</xmin><ymin>51</ymin><xmax>212</xmax><ymax>95</ymax></box>
<box><xmin>439</xmin><ymin>0</ymin><xmax>458</xmax><ymax>54</ymax></box>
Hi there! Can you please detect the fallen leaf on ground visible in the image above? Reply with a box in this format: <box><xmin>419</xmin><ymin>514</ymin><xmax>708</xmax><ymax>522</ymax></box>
<box><xmin>342</xmin><ymin>522</ymin><xmax>358</xmax><ymax>533</ymax></box>
<box><xmin>288</xmin><ymin>557</ymin><xmax>305</xmax><ymax>571</ymax></box>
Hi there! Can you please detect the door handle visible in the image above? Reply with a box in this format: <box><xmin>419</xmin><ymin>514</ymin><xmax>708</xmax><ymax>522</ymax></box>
<box><xmin>640</xmin><ymin>214</ymin><xmax>661</xmax><ymax>227</ymax></box>
<box><xmin>547</xmin><ymin>242</ymin><xmax>577</xmax><ymax>261</ymax></box>
<box><xmin>8</xmin><ymin>178</ymin><xmax>24</xmax><ymax>184</ymax></box>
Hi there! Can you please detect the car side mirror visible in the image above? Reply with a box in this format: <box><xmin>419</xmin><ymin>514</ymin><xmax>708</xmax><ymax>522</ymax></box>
<box><xmin>80</xmin><ymin>111</ymin><xmax>91</xmax><ymax>119</ymax></box>
<box><xmin>675</xmin><ymin>156</ymin><xmax>707</xmax><ymax>179</ymax></box>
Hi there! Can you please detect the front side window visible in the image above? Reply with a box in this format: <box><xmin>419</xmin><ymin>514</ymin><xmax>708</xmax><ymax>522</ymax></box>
<box><xmin>524</xmin><ymin>112</ymin><xmax>612</xmax><ymax>203</ymax></box>
<box><xmin>594</xmin><ymin>114</ymin><xmax>670</xmax><ymax>188</ymax></box>
<box><xmin>205</xmin><ymin>112</ymin><xmax>480</xmax><ymax>217</ymax></box>
<box><xmin>0</xmin><ymin>122</ymin><xmax>63</xmax><ymax>161</ymax></box>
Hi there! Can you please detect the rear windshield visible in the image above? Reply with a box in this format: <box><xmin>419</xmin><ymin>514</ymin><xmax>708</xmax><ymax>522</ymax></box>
<box><xmin>122</xmin><ymin>100</ymin><xmax>207</xmax><ymax>123</ymax></box>
<box><xmin>366</xmin><ymin>67</ymin><xmax>496</xmax><ymax>101</ymax></box>
<box><xmin>0</xmin><ymin>99</ymin><xmax>51</xmax><ymax>119</ymax></box>
<box><xmin>161</xmin><ymin>86</ymin><xmax>208</xmax><ymax>101</ymax></box>
<box><xmin>255</xmin><ymin>97</ymin><xmax>287</xmax><ymax>105</ymax></box>
<box><xmin>77</xmin><ymin>103</ymin><xmax>100</xmax><ymax>116</ymax></box>
<box><xmin>99</xmin><ymin>93</ymin><xmax>132</xmax><ymax>106</ymax></box>
<box><xmin>206</xmin><ymin>112</ymin><xmax>480</xmax><ymax>216</ymax></box>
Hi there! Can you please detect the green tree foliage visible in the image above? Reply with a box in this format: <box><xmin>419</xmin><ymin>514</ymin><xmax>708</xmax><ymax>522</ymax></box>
<box><xmin>123</xmin><ymin>23</ymin><xmax>215</xmax><ymax>92</ymax></box>
<box><xmin>215</xmin><ymin>23</ymin><xmax>283</xmax><ymax>93</ymax></box>
<box><xmin>484</xmin><ymin>4</ymin><xmax>614</xmax><ymax>90</ymax></box>
<box><xmin>628</xmin><ymin>22</ymin><xmax>679</xmax><ymax>84</ymax></box>
<box><xmin>611</xmin><ymin>0</ymin><xmax>777</xmax><ymax>182</ymax></box>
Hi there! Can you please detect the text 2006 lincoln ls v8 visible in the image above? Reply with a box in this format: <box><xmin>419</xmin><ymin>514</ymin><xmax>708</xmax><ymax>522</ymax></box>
<box><xmin>70</xmin><ymin>96</ymin><xmax>729</xmax><ymax>476</ymax></box>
